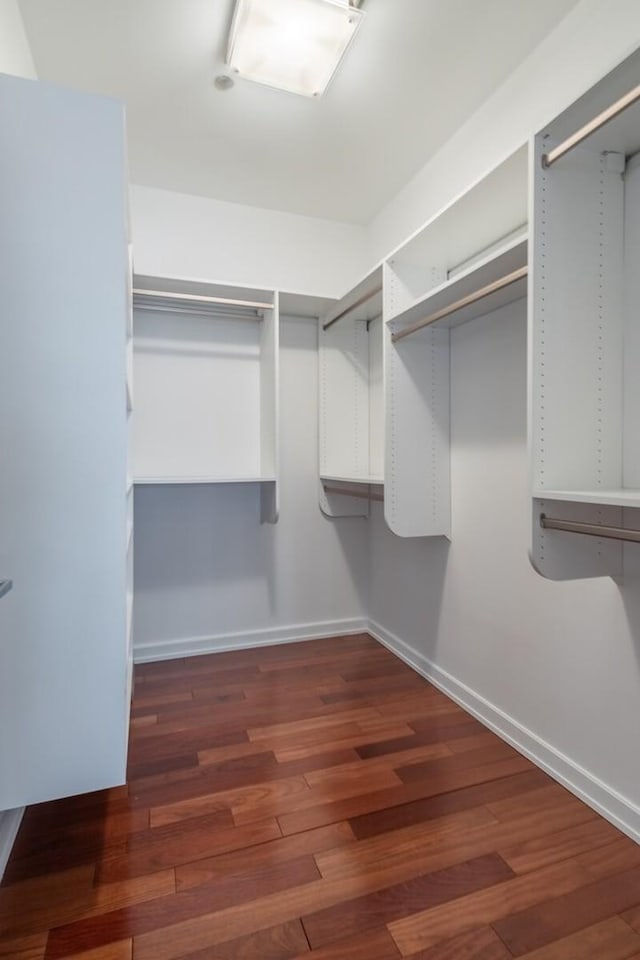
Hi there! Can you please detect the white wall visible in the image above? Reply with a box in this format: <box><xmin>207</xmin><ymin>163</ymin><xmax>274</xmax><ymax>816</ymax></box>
<box><xmin>133</xmin><ymin>315</ymin><xmax>370</xmax><ymax>660</ymax></box>
<box><xmin>0</xmin><ymin>0</ymin><xmax>35</xmax><ymax>78</ymax></box>
<box><xmin>368</xmin><ymin>299</ymin><xmax>640</xmax><ymax>835</ymax></box>
<box><xmin>370</xmin><ymin>0</ymin><xmax>640</xmax><ymax>263</ymax></box>
<box><xmin>130</xmin><ymin>184</ymin><xmax>369</xmax><ymax>298</ymax></box>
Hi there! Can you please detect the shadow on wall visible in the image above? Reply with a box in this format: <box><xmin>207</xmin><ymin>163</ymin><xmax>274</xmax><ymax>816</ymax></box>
<box><xmin>278</xmin><ymin>314</ymin><xmax>370</xmax><ymax>617</ymax></box>
<box><xmin>368</xmin><ymin>499</ymin><xmax>451</xmax><ymax>661</ymax></box>
<box><xmin>620</xmin><ymin>540</ymin><xmax>640</xmax><ymax>672</ymax></box>
<box><xmin>134</xmin><ymin>483</ymin><xmax>265</xmax><ymax>590</ymax></box>
<box><xmin>368</xmin><ymin>297</ymin><xmax>527</xmax><ymax>667</ymax></box>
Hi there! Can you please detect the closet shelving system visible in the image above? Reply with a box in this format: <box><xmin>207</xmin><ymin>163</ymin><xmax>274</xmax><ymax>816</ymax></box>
<box><xmin>132</xmin><ymin>274</ymin><xmax>280</xmax><ymax>524</ymax></box>
<box><xmin>385</xmin><ymin>145</ymin><xmax>528</xmax><ymax>539</ymax></box>
<box><xmin>530</xmin><ymin>46</ymin><xmax>640</xmax><ymax>580</ymax></box>
<box><xmin>320</xmin><ymin>147</ymin><xmax>529</xmax><ymax>537</ymax></box>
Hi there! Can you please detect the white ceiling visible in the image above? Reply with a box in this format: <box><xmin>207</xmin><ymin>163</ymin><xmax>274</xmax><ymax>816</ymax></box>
<box><xmin>18</xmin><ymin>0</ymin><xmax>581</xmax><ymax>223</ymax></box>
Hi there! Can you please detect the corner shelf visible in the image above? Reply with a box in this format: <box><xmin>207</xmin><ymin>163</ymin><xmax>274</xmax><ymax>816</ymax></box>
<box><xmin>318</xmin><ymin>266</ymin><xmax>384</xmax><ymax>520</ymax></box>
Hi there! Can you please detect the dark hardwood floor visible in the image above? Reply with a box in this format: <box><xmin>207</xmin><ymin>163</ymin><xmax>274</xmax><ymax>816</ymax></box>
<box><xmin>2</xmin><ymin>633</ymin><xmax>640</xmax><ymax>959</ymax></box>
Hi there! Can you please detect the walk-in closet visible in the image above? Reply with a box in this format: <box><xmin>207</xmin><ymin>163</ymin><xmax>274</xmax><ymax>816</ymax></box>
<box><xmin>2</xmin><ymin>2</ymin><xmax>640</xmax><ymax>957</ymax></box>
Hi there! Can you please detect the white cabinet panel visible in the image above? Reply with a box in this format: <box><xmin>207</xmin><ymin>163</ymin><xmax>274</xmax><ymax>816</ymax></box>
<box><xmin>0</xmin><ymin>75</ymin><xmax>129</xmax><ymax>808</ymax></box>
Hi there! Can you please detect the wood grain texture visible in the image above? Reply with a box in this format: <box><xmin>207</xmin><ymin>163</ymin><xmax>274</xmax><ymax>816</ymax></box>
<box><xmin>498</xmin><ymin>816</ymin><xmax>621</xmax><ymax>874</ymax></box>
<box><xmin>0</xmin><ymin>868</ymin><xmax>175</xmax><ymax>939</ymax></box>
<box><xmin>174</xmin><ymin>821</ymin><xmax>355</xmax><ymax>891</ymax></box>
<box><xmin>0</xmin><ymin>933</ymin><xmax>47</xmax><ymax>960</ymax></box>
<box><xmin>290</xmin><ymin>928</ymin><xmax>401</xmax><ymax>960</ymax></box>
<box><xmin>45</xmin><ymin>857</ymin><xmax>319</xmax><ymax>958</ymax></box>
<box><xmin>0</xmin><ymin>634</ymin><xmax>636</xmax><ymax>960</ymax></box>
<box><xmin>173</xmin><ymin>919</ymin><xmax>310</xmax><ymax>960</ymax></box>
<box><xmin>60</xmin><ymin>943</ymin><xmax>132</xmax><ymax>960</ymax></box>
<box><xmin>512</xmin><ymin>916</ymin><xmax>640</xmax><ymax>960</ymax></box>
<box><xmin>388</xmin><ymin>858</ymin><xmax>592</xmax><ymax>955</ymax></box>
<box><xmin>492</xmin><ymin>864</ymin><xmax>640</xmax><ymax>956</ymax></box>
<box><xmin>577</xmin><ymin>837</ymin><xmax>640</xmax><ymax>880</ymax></box>
<box><xmin>301</xmin><ymin>853</ymin><xmax>514</xmax><ymax>948</ymax></box>
<box><xmin>404</xmin><ymin>925</ymin><xmax>511</xmax><ymax>960</ymax></box>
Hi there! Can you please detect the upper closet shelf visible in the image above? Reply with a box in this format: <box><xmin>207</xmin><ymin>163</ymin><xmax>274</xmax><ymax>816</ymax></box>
<box><xmin>390</xmin><ymin>231</ymin><xmax>527</xmax><ymax>341</ymax></box>
<box><xmin>279</xmin><ymin>291</ymin><xmax>336</xmax><ymax>318</ymax></box>
<box><xmin>533</xmin><ymin>489</ymin><xmax>640</xmax><ymax>508</ymax></box>
<box><xmin>320</xmin><ymin>265</ymin><xmax>383</xmax><ymax>330</ymax></box>
<box><xmin>320</xmin><ymin>473</ymin><xmax>383</xmax><ymax>485</ymax></box>
<box><xmin>132</xmin><ymin>274</ymin><xmax>276</xmax><ymax>320</ymax></box>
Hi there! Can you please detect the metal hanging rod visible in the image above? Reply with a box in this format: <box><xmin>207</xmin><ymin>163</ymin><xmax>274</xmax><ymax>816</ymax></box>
<box><xmin>392</xmin><ymin>266</ymin><xmax>528</xmax><ymax>344</ymax></box>
<box><xmin>323</xmin><ymin>484</ymin><xmax>384</xmax><ymax>502</ymax></box>
<box><xmin>541</xmin><ymin>514</ymin><xmax>640</xmax><ymax>543</ymax></box>
<box><xmin>132</xmin><ymin>289</ymin><xmax>274</xmax><ymax>311</ymax></box>
<box><xmin>542</xmin><ymin>83</ymin><xmax>640</xmax><ymax>168</ymax></box>
<box><xmin>322</xmin><ymin>284</ymin><xmax>383</xmax><ymax>331</ymax></box>
<box><xmin>132</xmin><ymin>302</ymin><xmax>263</xmax><ymax>321</ymax></box>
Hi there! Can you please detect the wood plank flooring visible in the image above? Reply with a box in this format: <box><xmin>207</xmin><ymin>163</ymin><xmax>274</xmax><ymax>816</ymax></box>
<box><xmin>2</xmin><ymin>633</ymin><xmax>640</xmax><ymax>959</ymax></box>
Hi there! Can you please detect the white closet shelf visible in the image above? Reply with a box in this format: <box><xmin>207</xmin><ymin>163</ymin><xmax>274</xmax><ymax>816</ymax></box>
<box><xmin>132</xmin><ymin>274</ymin><xmax>275</xmax><ymax>316</ymax></box>
<box><xmin>320</xmin><ymin>265</ymin><xmax>383</xmax><ymax>330</ymax></box>
<box><xmin>389</xmin><ymin>233</ymin><xmax>527</xmax><ymax>337</ymax></box>
<box><xmin>279</xmin><ymin>291</ymin><xmax>336</xmax><ymax>318</ymax></box>
<box><xmin>533</xmin><ymin>489</ymin><xmax>640</xmax><ymax>508</ymax></box>
<box><xmin>320</xmin><ymin>473</ymin><xmax>383</xmax><ymax>485</ymax></box>
<box><xmin>134</xmin><ymin>475</ymin><xmax>277</xmax><ymax>485</ymax></box>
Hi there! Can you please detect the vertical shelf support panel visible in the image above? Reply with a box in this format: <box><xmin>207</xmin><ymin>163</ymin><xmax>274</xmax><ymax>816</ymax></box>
<box><xmin>529</xmin><ymin>129</ymin><xmax>625</xmax><ymax>578</ymax></box>
<box><xmin>260</xmin><ymin>291</ymin><xmax>279</xmax><ymax>524</ymax></box>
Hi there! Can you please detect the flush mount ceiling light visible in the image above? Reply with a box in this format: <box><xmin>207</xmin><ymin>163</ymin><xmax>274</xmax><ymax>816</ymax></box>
<box><xmin>226</xmin><ymin>0</ymin><xmax>363</xmax><ymax>98</ymax></box>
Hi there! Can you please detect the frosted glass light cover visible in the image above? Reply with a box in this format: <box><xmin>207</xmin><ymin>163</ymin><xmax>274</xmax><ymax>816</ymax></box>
<box><xmin>227</xmin><ymin>0</ymin><xmax>363</xmax><ymax>98</ymax></box>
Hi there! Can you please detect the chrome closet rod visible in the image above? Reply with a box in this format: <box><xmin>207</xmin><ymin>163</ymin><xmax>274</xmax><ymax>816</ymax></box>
<box><xmin>322</xmin><ymin>285</ymin><xmax>383</xmax><ymax>331</ymax></box>
<box><xmin>542</xmin><ymin>83</ymin><xmax>640</xmax><ymax>167</ymax></box>
<box><xmin>540</xmin><ymin>514</ymin><xmax>640</xmax><ymax>543</ymax></box>
<box><xmin>391</xmin><ymin>266</ymin><xmax>528</xmax><ymax>343</ymax></box>
<box><xmin>323</xmin><ymin>484</ymin><xmax>384</xmax><ymax>502</ymax></box>
<box><xmin>132</xmin><ymin>288</ymin><xmax>274</xmax><ymax>311</ymax></box>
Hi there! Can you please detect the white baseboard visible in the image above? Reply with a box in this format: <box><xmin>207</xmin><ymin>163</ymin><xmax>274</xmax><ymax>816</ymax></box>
<box><xmin>368</xmin><ymin>619</ymin><xmax>640</xmax><ymax>845</ymax></box>
<box><xmin>0</xmin><ymin>807</ymin><xmax>24</xmax><ymax>881</ymax></box>
<box><xmin>134</xmin><ymin>617</ymin><xmax>369</xmax><ymax>664</ymax></box>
